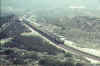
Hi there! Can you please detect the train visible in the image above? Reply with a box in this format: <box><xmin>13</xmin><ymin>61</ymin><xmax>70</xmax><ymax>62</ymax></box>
<box><xmin>41</xmin><ymin>31</ymin><xmax>65</xmax><ymax>44</ymax></box>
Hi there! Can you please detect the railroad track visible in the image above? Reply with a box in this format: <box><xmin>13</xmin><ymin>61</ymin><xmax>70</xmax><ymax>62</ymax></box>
<box><xmin>21</xmin><ymin>15</ymin><xmax>100</xmax><ymax>62</ymax></box>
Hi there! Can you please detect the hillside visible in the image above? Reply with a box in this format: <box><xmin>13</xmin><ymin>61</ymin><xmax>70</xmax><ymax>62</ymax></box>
<box><xmin>36</xmin><ymin>14</ymin><xmax>100</xmax><ymax>49</ymax></box>
<box><xmin>1</xmin><ymin>0</ymin><xmax>100</xmax><ymax>65</ymax></box>
<box><xmin>0</xmin><ymin>14</ymin><xmax>95</xmax><ymax>66</ymax></box>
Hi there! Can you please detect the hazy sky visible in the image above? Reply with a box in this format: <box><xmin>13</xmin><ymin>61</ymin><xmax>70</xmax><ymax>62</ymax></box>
<box><xmin>1</xmin><ymin>0</ymin><xmax>100</xmax><ymax>12</ymax></box>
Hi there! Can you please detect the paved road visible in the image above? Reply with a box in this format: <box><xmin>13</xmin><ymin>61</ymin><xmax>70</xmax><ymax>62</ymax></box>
<box><xmin>21</xmin><ymin>15</ymin><xmax>100</xmax><ymax>62</ymax></box>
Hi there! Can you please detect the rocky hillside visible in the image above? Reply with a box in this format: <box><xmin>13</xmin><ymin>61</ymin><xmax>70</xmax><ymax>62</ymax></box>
<box><xmin>0</xmin><ymin>14</ymin><xmax>96</xmax><ymax>66</ymax></box>
<box><xmin>36</xmin><ymin>14</ymin><xmax>100</xmax><ymax>49</ymax></box>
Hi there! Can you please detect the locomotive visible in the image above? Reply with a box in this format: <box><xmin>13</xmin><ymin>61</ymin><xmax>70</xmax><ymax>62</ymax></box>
<box><xmin>46</xmin><ymin>32</ymin><xmax>65</xmax><ymax>44</ymax></box>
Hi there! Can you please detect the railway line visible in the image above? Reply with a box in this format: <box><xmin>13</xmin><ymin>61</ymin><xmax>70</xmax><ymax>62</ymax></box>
<box><xmin>21</xmin><ymin>15</ymin><xmax>100</xmax><ymax>62</ymax></box>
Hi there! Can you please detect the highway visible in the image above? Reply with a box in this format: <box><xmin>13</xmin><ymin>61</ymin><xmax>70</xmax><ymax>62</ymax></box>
<box><xmin>21</xmin><ymin>15</ymin><xmax>100</xmax><ymax>62</ymax></box>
